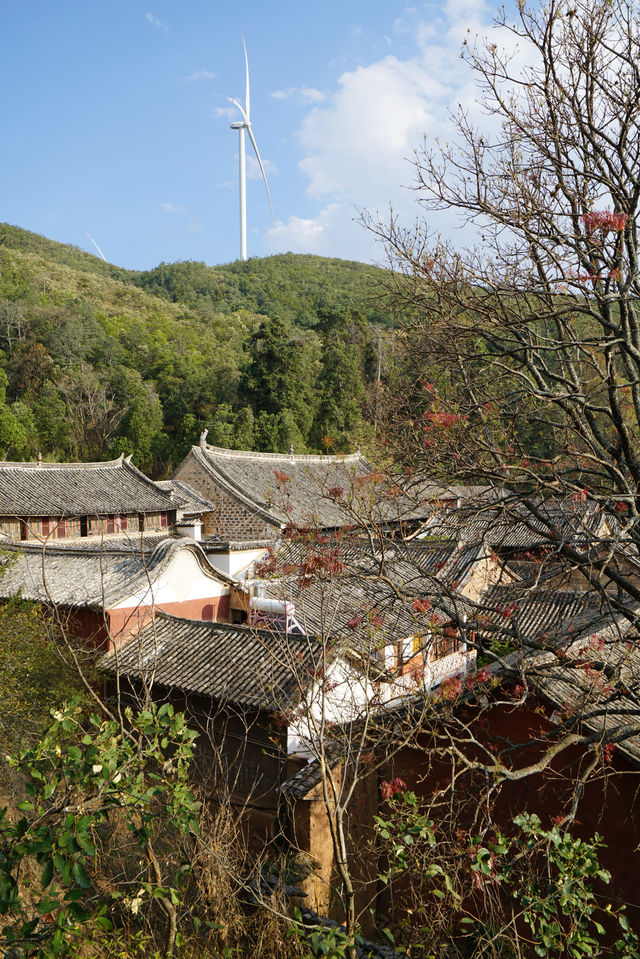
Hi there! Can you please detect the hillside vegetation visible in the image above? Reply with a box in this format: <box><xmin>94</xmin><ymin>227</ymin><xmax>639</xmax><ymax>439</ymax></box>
<box><xmin>0</xmin><ymin>223</ymin><xmax>397</xmax><ymax>475</ymax></box>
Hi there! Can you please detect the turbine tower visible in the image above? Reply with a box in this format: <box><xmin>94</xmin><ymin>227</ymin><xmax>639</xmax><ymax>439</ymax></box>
<box><xmin>228</xmin><ymin>36</ymin><xmax>273</xmax><ymax>261</ymax></box>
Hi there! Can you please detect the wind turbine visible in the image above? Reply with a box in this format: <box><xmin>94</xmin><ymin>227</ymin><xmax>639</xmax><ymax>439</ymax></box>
<box><xmin>228</xmin><ymin>36</ymin><xmax>273</xmax><ymax>261</ymax></box>
<box><xmin>85</xmin><ymin>232</ymin><xmax>107</xmax><ymax>262</ymax></box>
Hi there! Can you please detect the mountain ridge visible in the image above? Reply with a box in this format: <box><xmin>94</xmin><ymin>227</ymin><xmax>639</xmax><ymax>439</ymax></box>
<box><xmin>0</xmin><ymin>223</ymin><xmax>394</xmax><ymax>474</ymax></box>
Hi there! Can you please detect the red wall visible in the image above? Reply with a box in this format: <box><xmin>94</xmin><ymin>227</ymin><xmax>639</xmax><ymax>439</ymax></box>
<box><xmin>384</xmin><ymin>697</ymin><xmax>640</xmax><ymax>922</ymax></box>
<box><xmin>56</xmin><ymin>607</ymin><xmax>111</xmax><ymax>651</ymax></box>
<box><xmin>107</xmin><ymin>594</ymin><xmax>231</xmax><ymax>645</ymax></box>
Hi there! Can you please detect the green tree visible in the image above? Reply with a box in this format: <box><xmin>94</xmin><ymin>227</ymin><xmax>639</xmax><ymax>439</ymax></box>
<box><xmin>0</xmin><ymin>599</ymin><xmax>85</xmax><ymax>756</ymax></box>
<box><xmin>0</xmin><ymin>701</ymin><xmax>201</xmax><ymax>958</ymax></box>
<box><xmin>233</xmin><ymin>405</ymin><xmax>256</xmax><ymax>449</ymax></box>
<box><xmin>57</xmin><ymin>364</ymin><xmax>125</xmax><ymax>460</ymax></box>
<box><xmin>33</xmin><ymin>381</ymin><xmax>73</xmax><ymax>456</ymax></box>
<box><xmin>9</xmin><ymin>342</ymin><xmax>54</xmax><ymax>395</ymax></box>
<box><xmin>311</xmin><ymin>310</ymin><xmax>372</xmax><ymax>451</ymax></box>
<box><xmin>109</xmin><ymin>368</ymin><xmax>165</xmax><ymax>473</ymax></box>
<box><xmin>371</xmin><ymin>789</ymin><xmax>639</xmax><ymax>958</ymax></box>
<box><xmin>0</xmin><ymin>368</ymin><xmax>27</xmax><ymax>455</ymax></box>
<box><xmin>239</xmin><ymin>315</ymin><xmax>320</xmax><ymax>447</ymax></box>
<box><xmin>206</xmin><ymin>403</ymin><xmax>237</xmax><ymax>449</ymax></box>
<box><xmin>255</xmin><ymin>409</ymin><xmax>307</xmax><ymax>453</ymax></box>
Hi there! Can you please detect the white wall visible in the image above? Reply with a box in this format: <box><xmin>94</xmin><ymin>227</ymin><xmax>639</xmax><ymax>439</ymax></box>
<box><xmin>288</xmin><ymin>658</ymin><xmax>376</xmax><ymax>757</ymax></box>
<box><xmin>110</xmin><ymin>547</ymin><xmax>228</xmax><ymax>610</ymax></box>
<box><xmin>206</xmin><ymin>547</ymin><xmax>269</xmax><ymax>579</ymax></box>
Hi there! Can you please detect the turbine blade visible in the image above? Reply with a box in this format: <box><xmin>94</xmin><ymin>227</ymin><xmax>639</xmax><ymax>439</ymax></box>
<box><xmin>241</xmin><ymin>33</ymin><xmax>250</xmax><ymax>121</ymax></box>
<box><xmin>227</xmin><ymin>96</ymin><xmax>249</xmax><ymax>123</ymax></box>
<box><xmin>85</xmin><ymin>232</ymin><xmax>107</xmax><ymax>262</ymax></box>
<box><xmin>246</xmin><ymin>123</ymin><xmax>274</xmax><ymax>226</ymax></box>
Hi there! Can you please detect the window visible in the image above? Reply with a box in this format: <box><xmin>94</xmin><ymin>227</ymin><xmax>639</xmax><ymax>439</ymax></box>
<box><xmin>67</xmin><ymin>518</ymin><xmax>81</xmax><ymax>537</ymax></box>
<box><xmin>412</xmin><ymin>630</ymin><xmax>432</xmax><ymax>660</ymax></box>
<box><xmin>432</xmin><ymin>628</ymin><xmax>459</xmax><ymax>661</ymax></box>
<box><xmin>41</xmin><ymin>518</ymin><xmax>50</xmax><ymax>537</ymax></box>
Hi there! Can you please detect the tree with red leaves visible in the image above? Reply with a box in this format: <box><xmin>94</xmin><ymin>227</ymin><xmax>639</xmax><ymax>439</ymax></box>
<box><xmin>370</xmin><ymin>0</ymin><xmax>640</xmax><ymax>536</ymax></box>
<box><xmin>358</xmin><ymin>0</ymin><xmax>640</xmax><ymax>949</ymax></box>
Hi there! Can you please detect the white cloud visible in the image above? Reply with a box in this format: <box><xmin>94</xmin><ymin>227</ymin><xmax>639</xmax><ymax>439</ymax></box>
<box><xmin>266</xmin><ymin>205</ymin><xmax>342</xmax><ymax>255</ymax></box>
<box><xmin>268</xmin><ymin>1</ymin><xmax>533</xmax><ymax>260</ymax></box>
<box><xmin>184</xmin><ymin>69</ymin><xmax>217</xmax><ymax>82</ymax></box>
<box><xmin>161</xmin><ymin>202</ymin><xmax>188</xmax><ymax>215</ymax></box>
<box><xmin>271</xmin><ymin>87</ymin><xmax>326</xmax><ymax>104</ymax></box>
<box><xmin>145</xmin><ymin>12</ymin><xmax>168</xmax><ymax>32</ymax></box>
<box><xmin>246</xmin><ymin>154</ymin><xmax>277</xmax><ymax>182</ymax></box>
<box><xmin>212</xmin><ymin>105</ymin><xmax>236</xmax><ymax>120</ymax></box>
<box><xmin>297</xmin><ymin>56</ymin><xmax>440</xmax><ymax>201</ymax></box>
<box><xmin>393</xmin><ymin>7</ymin><xmax>419</xmax><ymax>35</ymax></box>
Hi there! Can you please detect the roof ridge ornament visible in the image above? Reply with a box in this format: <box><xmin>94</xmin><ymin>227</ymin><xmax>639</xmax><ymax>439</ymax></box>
<box><xmin>200</xmin><ymin>429</ymin><xmax>209</xmax><ymax>449</ymax></box>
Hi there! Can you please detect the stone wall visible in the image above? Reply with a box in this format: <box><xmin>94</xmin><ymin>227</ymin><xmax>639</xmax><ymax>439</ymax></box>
<box><xmin>174</xmin><ymin>456</ymin><xmax>276</xmax><ymax>541</ymax></box>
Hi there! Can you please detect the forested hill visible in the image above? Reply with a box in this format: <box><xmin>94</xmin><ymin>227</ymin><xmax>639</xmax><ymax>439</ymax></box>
<box><xmin>135</xmin><ymin>255</ymin><xmax>393</xmax><ymax>328</ymax></box>
<box><xmin>0</xmin><ymin>223</ymin><xmax>396</xmax><ymax>476</ymax></box>
<box><xmin>1</xmin><ymin>224</ymin><xmax>393</xmax><ymax>327</ymax></box>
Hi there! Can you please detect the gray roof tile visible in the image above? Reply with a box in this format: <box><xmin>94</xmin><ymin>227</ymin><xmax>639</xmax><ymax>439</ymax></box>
<box><xmin>155</xmin><ymin>479</ymin><xmax>216</xmax><ymax>516</ymax></box>
<box><xmin>477</xmin><ymin>584</ymin><xmax>635</xmax><ymax>648</ymax></box>
<box><xmin>0</xmin><ymin>536</ymin><xmax>230</xmax><ymax>608</ymax></box>
<box><xmin>185</xmin><ymin>441</ymin><xmax>374</xmax><ymax>528</ymax></box>
<box><xmin>528</xmin><ymin>634</ymin><xmax>640</xmax><ymax>765</ymax></box>
<box><xmin>425</xmin><ymin>495</ymin><xmax>608</xmax><ymax>551</ymax></box>
<box><xmin>252</xmin><ymin>537</ymin><xmax>483</xmax><ymax>655</ymax></box>
<box><xmin>101</xmin><ymin>612</ymin><xmax>319</xmax><ymax>710</ymax></box>
<box><xmin>0</xmin><ymin>456</ymin><xmax>174</xmax><ymax>517</ymax></box>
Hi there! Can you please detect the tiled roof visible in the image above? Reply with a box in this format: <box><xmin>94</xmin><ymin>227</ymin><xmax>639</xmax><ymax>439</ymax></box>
<box><xmin>283</xmin><ymin>623</ymin><xmax>640</xmax><ymax>792</ymax></box>
<box><xmin>0</xmin><ymin>536</ymin><xmax>230</xmax><ymax>608</ymax></box>
<box><xmin>401</xmin><ymin>479</ymin><xmax>501</xmax><ymax>507</ymax></box>
<box><xmin>280</xmin><ymin>751</ymin><xmax>341</xmax><ymax>798</ymax></box>
<box><xmin>202</xmin><ymin>537</ymin><xmax>273</xmax><ymax>552</ymax></box>
<box><xmin>502</xmin><ymin>559</ymin><xmax>563</xmax><ymax>586</ymax></box>
<box><xmin>100</xmin><ymin>612</ymin><xmax>319</xmax><ymax>710</ymax></box>
<box><xmin>252</xmin><ymin>537</ymin><xmax>484</xmax><ymax>655</ymax></box>
<box><xmin>400</xmin><ymin>539</ymin><xmax>487</xmax><ymax>590</ymax></box>
<box><xmin>528</xmin><ymin>632</ymin><xmax>640</xmax><ymax>765</ymax></box>
<box><xmin>477</xmin><ymin>584</ymin><xmax>635</xmax><ymax>648</ymax></box>
<box><xmin>424</xmin><ymin>495</ymin><xmax>608</xmax><ymax>551</ymax></box>
<box><xmin>184</xmin><ymin>440</ymin><xmax>375</xmax><ymax>528</ymax></box>
<box><xmin>0</xmin><ymin>456</ymin><xmax>174</xmax><ymax>517</ymax></box>
<box><xmin>491</xmin><ymin>610</ymin><xmax>640</xmax><ymax>766</ymax></box>
<box><xmin>155</xmin><ymin>479</ymin><xmax>216</xmax><ymax>517</ymax></box>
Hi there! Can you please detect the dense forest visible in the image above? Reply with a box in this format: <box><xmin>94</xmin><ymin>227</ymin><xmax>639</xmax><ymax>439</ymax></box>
<box><xmin>0</xmin><ymin>223</ymin><xmax>401</xmax><ymax>475</ymax></box>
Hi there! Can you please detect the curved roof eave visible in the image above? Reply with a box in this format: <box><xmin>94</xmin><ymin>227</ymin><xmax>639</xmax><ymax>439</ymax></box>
<box><xmin>189</xmin><ymin>446</ymin><xmax>282</xmax><ymax>525</ymax></box>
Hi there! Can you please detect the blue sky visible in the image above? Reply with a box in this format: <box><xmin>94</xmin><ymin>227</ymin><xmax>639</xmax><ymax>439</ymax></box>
<box><xmin>1</xmin><ymin>0</ymin><xmax>513</xmax><ymax>270</ymax></box>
